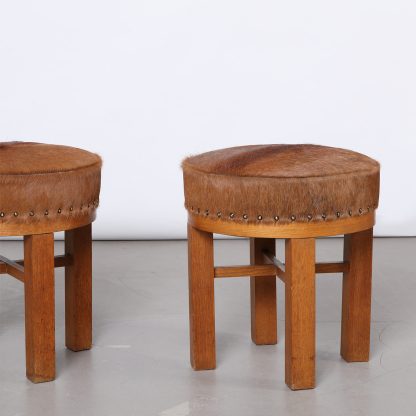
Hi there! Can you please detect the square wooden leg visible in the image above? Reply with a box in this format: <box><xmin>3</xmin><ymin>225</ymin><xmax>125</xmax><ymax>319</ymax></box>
<box><xmin>250</xmin><ymin>238</ymin><xmax>277</xmax><ymax>345</ymax></box>
<box><xmin>285</xmin><ymin>238</ymin><xmax>316</xmax><ymax>390</ymax></box>
<box><xmin>65</xmin><ymin>224</ymin><xmax>93</xmax><ymax>352</ymax></box>
<box><xmin>187</xmin><ymin>223</ymin><xmax>215</xmax><ymax>370</ymax></box>
<box><xmin>341</xmin><ymin>228</ymin><xmax>373</xmax><ymax>362</ymax></box>
<box><xmin>24</xmin><ymin>233</ymin><xmax>55</xmax><ymax>383</ymax></box>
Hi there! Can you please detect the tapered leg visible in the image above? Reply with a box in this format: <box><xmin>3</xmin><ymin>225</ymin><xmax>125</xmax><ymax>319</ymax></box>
<box><xmin>24</xmin><ymin>233</ymin><xmax>55</xmax><ymax>383</ymax></box>
<box><xmin>341</xmin><ymin>228</ymin><xmax>373</xmax><ymax>362</ymax></box>
<box><xmin>285</xmin><ymin>238</ymin><xmax>316</xmax><ymax>390</ymax></box>
<box><xmin>188</xmin><ymin>223</ymin><xmax>215</xmax><ymax>370</ymax></box>
<box><xmin>65</xmin><ymin>224</ymin><xmax>93</xmax><ymax>351</ymax></box>
<box><xmin>250</xmin><ymin>238</ymin><xmax>277</xmax><ymax>345</ymax></box>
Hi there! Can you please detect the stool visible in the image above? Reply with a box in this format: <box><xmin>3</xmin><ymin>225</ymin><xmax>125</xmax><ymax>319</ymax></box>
<box><xmin>0</xmin><ymin>142</ymin><xmax>101</xmax><ymax>383</ymax></box>
<box><xmin>182</xmin><ymin>144</ymin><xmax>380</xmax><ymax>390</ymax></box>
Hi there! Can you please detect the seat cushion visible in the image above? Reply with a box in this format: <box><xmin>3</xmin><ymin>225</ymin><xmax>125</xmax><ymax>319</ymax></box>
<box><xmin>182</xmin><ymin>144</ymin><xmax>380</xmax><ymax>225</ymax></box>
<box><xmin>0</xmin><ymin>142</ymin><xmax>102</xmax><ymax>235</ymax></box>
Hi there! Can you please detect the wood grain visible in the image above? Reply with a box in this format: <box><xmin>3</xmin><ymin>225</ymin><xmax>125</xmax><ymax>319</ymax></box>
<box><xmin>188</xmin><ymin>223</ymin><xmax>216</xmax><ymax>370</ymax></box>
<box><xmin>0</xmin><ymin>211</ymin><xmax>96</xmax><ymax>237</ymax></box>
<box><xmin>0</xmin><ymin>254</ymin><xmax>71</xmax><ymax>284</ymax></box>
<box><xmin>285</xmin><ymin>238</ymin><xmax>316</xmax><ymax>390</ymax></box>
<box><xmin>250</xmin><ymin>238</ymin><xmax>277</xmax><ymax>345</ymax></box>
<box><xmin>65</xmin><ymin>224</ymin><xmax>93</xmax><ymax>351</ymax></box>
<box><xmin>341</xmin><ymin>228</ymin><xmax>373</xmax><ymax>362</ymax></box>
<box><xmin>262</xmin><ymin>250</ymin><xmax>286</xmax><ymax>281</ymax></box>
<box><xmin>315</xmin><ymin>261</ymin><xmax>349</xmax><ymax>274</ymax></box>
<box><xmin>24</xmin><ymin>233</ymin><xmax>55</xmax><ymax>383</ymax></box>
<box><xmin>189</xmin><ymin>212</ymin><xmax>375</xmax><ymax>239</ymax></box>
<box><xmin>214</xmin><ymin>264</ymin><xmax>276</xmax><ymax>278</ymax></box>
<box><xmin>0</xmin><ymin>254</ymin><xmax>25</xmax><ymax>282</ymax></box>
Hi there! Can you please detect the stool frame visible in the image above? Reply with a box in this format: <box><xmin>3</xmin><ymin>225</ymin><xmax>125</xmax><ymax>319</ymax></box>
<box><xmin>187</xmin><ymin>212</ymin><xmax>375</xmax><ymax>390</ymax></box>
<box><xmin>0</xmin><ymin>222</ymin><xmax>93</xmax><ymax>383</ymax></box>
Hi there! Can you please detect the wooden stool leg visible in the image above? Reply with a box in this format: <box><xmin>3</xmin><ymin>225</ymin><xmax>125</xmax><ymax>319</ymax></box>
<box><xmin>285</xmin><ymin>238</ymin><xmax>316</xmax><ymax>390</ymax></box>
<box><xmin>250</xmin><ymin>238</ymin><xmax>277</xmax><ymax>345</ymax></box>
<box><xmin>188</xmin><ymin>223</ymin><xmax>215</xmax><ymax>370</ymax></box>
<box><xmin>341</xmin><ymin>228</ymin><xmax>373</xmax><ymax>362</ymax></box>
<box><xmin>65</xmin><ymin>224</ymin><xmax>93</xmax><ymax>351</ymax></box>
<box><xmin>24</xmin><ymin>233</ymin><xmax>55</xmax><ymax>383</ymax></box>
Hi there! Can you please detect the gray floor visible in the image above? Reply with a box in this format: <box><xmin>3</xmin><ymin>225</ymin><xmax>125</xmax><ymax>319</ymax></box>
<box><xmin>0</xmin><ymin>238</ymin><xmax>416</xmax><ymax>416</ymax></box>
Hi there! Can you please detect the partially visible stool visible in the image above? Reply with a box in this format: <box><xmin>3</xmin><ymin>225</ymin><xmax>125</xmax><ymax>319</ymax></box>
<box><xmin>182</xmin><ymin>144</ymin><xmax>380</xmax><ymax>390</ymax></box>
<box><xmin>0</xmin><ymin>142</ymin><xmax>101</xmax><ymax>383</ymax></box>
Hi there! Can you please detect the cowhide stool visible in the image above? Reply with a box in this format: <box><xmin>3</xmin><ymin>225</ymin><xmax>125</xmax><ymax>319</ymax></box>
<box><xmin>0</xmin><ymin>142</ymin><xmax>101</xmax><ymax>383</ymax></box>
<box><xmin>182</xmin><ymin>144</ymin><xmax>380</xmax><ymax>390</ymax></box>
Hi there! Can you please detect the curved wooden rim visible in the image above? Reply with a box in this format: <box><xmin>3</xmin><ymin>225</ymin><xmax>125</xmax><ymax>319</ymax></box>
<box><xmin>0</xmin><ymin>212</ymin><xmax>96</xmax><ymax>236</ymax></box>
<box><xmin>189</xmin><ymin>212</ymin><xmax>375</xmax><ymax>238</ymax></box>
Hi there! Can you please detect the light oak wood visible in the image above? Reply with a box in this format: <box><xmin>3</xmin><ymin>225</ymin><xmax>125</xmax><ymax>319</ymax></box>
<box><xmin>0</xmin><ymin>254</ymin><xmax>25</xmax><ymax>282</ymax></box>
<box><xmin>341</xmin><ymin>228</ymin><xmax>373</xmax><ymax>362</ymax></box>
<box><xmin>0</xmin><ymin>254</ymin><xmax>70</xmax><ymax>283</ymax></box>
<box><xmin>188</xmin><ymin>208</ymin><xmax>375</xmax><ymax>390</ymax></box>
<box><xmin>24</xmin><ymin>233</ymin><xmax>55</xmax><ymax>383</ymax></box>
<box><xmin>250</xmin><ymin>238</ymin><xmax>277</xmax><ymax>345</ymax></box>
<box><xmin>213</xmin><ymin>261</ymin><xmax>348</xmax><ymax>281</ymax></box>
<box><xmin>189</xmin><ymin>212</ymin><xmax>375</xmax><ymax>239</ymax></box>
<box><xmin>262</xmin><ymin>250</ymin><xmax>286</xmax><ymax>281</ymax></box>
<box><xmin>65</xmin><ymin>224</ymin><xmax>93</xmax><ymax>351</ymax></box>
<box><xmin>285</xmin><ymin>238</ymin><xmax>316</xmax><ymax>390</ymax></box>
<box><xmin>188</xmin><ymin>224</ymin><xmax>216</xmax><ymax>370</ymax></box>
<box><xmin>0</xmin><ymin>211</ymin><xmax>96</xmax><ymax>237</ymax></box>
<box><xmin>214</xmin><ymin>264</ymin><xmax>277</xmax><ymax>278</ymax></box>
<box><xmin>316</xmin><ymin>261</ymin><xmax>349</xmax><ymax>274</ymax></box>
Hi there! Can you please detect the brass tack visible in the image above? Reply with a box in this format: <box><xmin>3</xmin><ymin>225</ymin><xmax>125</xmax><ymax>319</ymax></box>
<box><xmin>0</xmin><ymin>212</ymin><xmax>4</xmax><ymax>217</ymax></box>
<box><xmin>29</xmin><ymin>211</ymin><xmax>35</xmax><ymax>217</ymax></box>
<box><xmin>307</xmin><ymin>214</ymin><xmax>313</xmax><ymax>221</ymax></box>
<box><xmin>13</xmin><ymin>212</ymin><xmax>18</xmax><ymax>217</ymax></box>
<box><xmin>348</xmin><ymin>210</ymin><xmax>352</xmax><ymax>216</ymax></box>
<box><xmin>217</xmin><ymin>211</ymin><xmax>222</xmax><ymax>218</ymax></box>
<box><xmin>243</xmin><ymin>214</ymin><xmax>248</xmax><ymax>220</ymax></box>
<box><xmin>274</xmin><ymin>216</ymin><xmax>279</xmax><ymax>222</ymax></box>
<box><xmin>58</xmin><ymin>208</ymin><xmax>62</xmax><ymax>214</ymax></box>
<box><xmin>359</xmin><ymin>208</ymin><xmax>363</xmax><ymax>214</ymax></box>
<box><xmin>322</xmin><ymin>214</ymin><xmax>327</xmax><ymax>220</ymax></box>
<box><xmin>70</xmin><ymin>206</ymin><xmax>74</xmax><ymax>212</ymax></box>
<box><xmin>257</xmin><ymin>215</ymin><xmax>262</xmax><ymax>221</ymax></box>
<box><xmin>290</xmin><ymin>215</ymin><xmax>296</xmax><ymax>221</ymax></box>
<box><xmin>204</xmin><ymin>209</ymin><xmax>209</xmax><ymax>216</ymax></box>
<box><xmin>229</xmin><ymin>212</ymin><xmax>235</xmax><ymax>219</ymax></box>
<box><xmin>44</xmin><ymin>210</ymin><xmax>49</xmax><ymax>216</ymax></box>
<box><xmin>336</xmin><ymin>212</ymin><xmax>341</xmax><ymax>218</ymax></box>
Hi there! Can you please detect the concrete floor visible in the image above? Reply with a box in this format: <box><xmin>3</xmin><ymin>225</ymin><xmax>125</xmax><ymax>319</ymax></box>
<box><xmin>0</xmin><ymin>238</ymin><xmax>416</xmax><ymax>415</ymax></box>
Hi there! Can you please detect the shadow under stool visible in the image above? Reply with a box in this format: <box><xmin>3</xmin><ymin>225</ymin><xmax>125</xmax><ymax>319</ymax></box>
<box><xmin>182</xmin><ymin>144</ymin><xmax>380</xmax><ymax>390</ymax></box>
<box><xmin>0</xmin><ymin>142</ymin><xmax>102</xmax><ymax>382</ymax></box>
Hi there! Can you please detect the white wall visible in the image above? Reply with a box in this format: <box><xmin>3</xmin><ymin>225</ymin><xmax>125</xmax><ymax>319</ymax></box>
<box><xmin>0</xmin><ymin>1</ymin><xmax>415</xmax><ymax>238</ymax></box>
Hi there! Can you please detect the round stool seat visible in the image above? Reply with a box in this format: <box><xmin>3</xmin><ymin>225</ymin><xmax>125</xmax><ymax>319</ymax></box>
<box><xmin>0</xmin><ymin>142</ymin><xmax>102</xmax><ymax>236</ymax></box>
<box><xmin>183</xmin><ymin>144</ymin><xmax>380</xmax><ymax>237</ymax></box>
